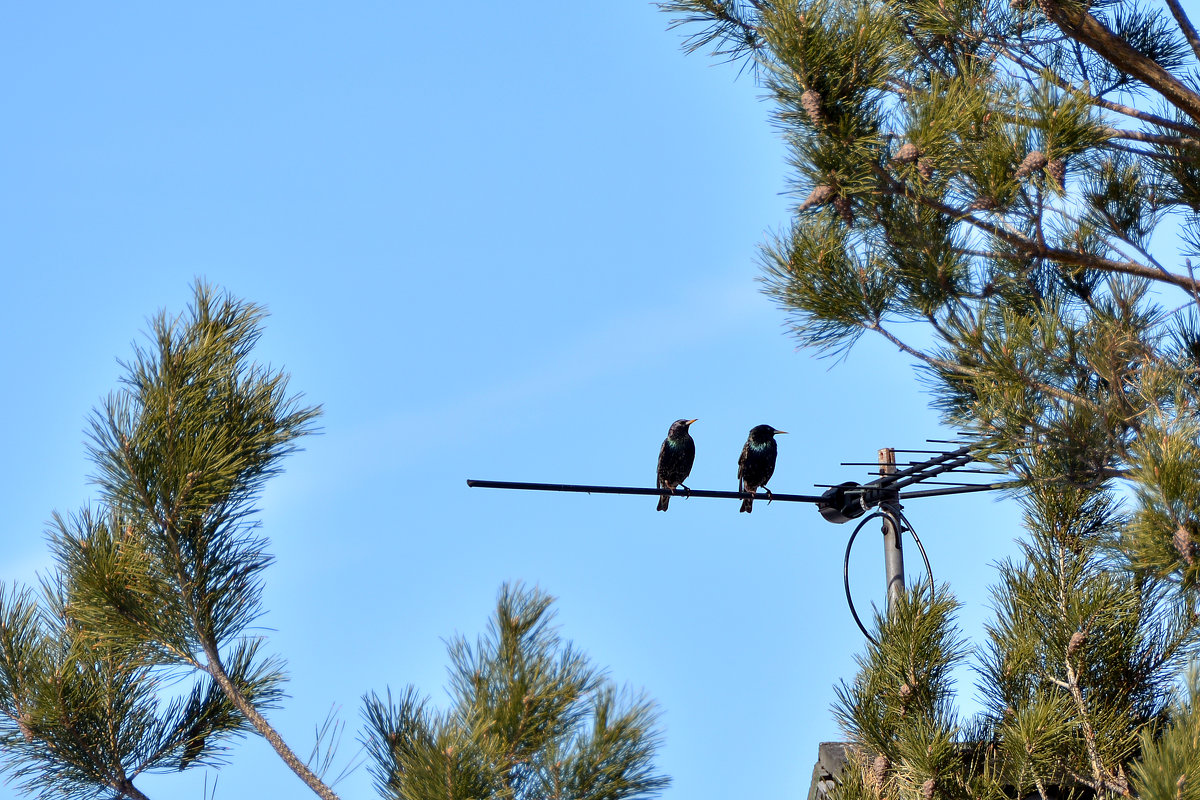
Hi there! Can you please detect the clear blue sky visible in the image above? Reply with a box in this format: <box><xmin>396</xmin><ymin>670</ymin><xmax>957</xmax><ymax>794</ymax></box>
<box><xmin>0</xmin><ymin>4</ymin><xmax>1024</xmax><ymax>799</ymax></box>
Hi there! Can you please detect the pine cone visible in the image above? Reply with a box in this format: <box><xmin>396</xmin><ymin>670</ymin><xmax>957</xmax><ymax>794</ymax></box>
<box><xmin>1046</xmin><ymin>157</ymin><xmax>1066</xmax><ymax>186</ymax></box>
<box><xmin>916</xmin><ymin>158</ymin><xmax>934</xmax><ymax>181</ymax></box>
<box><xmin>968</xmin><ymin>195</ymin><xmax>998</xmax><ymax>212</ymax></box>
<box><xmin>922</xmin><ymin>777</ymin><xmax>937</xmax><ymax>800</ymax></box>
<box><xmin>799</xmin><ymin>183</ymin><xmax>837</xmax><ymax>211</ymax></box>
<box><xmin>833</xmin><ymin>195</ymin><xmax>854</xmax><ymax>224</ymax></box>
<box><xmin>871</xmin><ymin>754</ymin><xmax>890</xmax><ymax>789</ymax></box>
<box><xmin>893</xmin><ymin>142</ymin><xmax>921</xmax><ymax>164</ymax></box>
<box><xmin>1068</xmin><ymin>630</ymin><xmax>1086</xmax><ymax>657</ymax></box>
<box><xmin>1014</xmin><ymin>149</ymin><xmax>1048</xmax><ymax>179</ymax></box>
<box><xmin>801</xmin><ymin>89</ymin><xmax>825</xmax><ymax>126</ymax></box>
<box><xmin>1175</xmin><ymin>526</ymin><xmax>1195</xmax><ymax>566</ymax></box>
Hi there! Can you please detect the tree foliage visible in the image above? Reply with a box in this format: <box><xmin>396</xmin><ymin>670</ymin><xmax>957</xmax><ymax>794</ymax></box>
<box><xmin>0</xmin><ymin>284</ymin><xmax>317</xmax><ymax>800</ymax></box>
<box><xmin>363</xmin><ymin>584</ymin><xmax>669</xmax><ymax>800</ymax></box>
<box><xmin>0</xmin><ymin>284</ymin><xmax>670</xmax><ymax>800</ymax></box>
<box><xmin>662</xmin><ymin>0</ymin><xmax>1200</xmax><ymax>797</ymax></box>
<box><xmin>660</xmin><ymin>0</ymin><xmax>1200</xmax><ymax>533</ymax></box>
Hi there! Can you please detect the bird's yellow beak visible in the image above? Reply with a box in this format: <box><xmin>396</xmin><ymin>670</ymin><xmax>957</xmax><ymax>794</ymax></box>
<box><xmin>774</xmin><ymin>429</ymin><xmax>788</xmax><ymax>434</ymax></box>
<box><xmin>686</xmin><ymin>419</ymin><xmax>698</xmax><ymax>425</ymax></box>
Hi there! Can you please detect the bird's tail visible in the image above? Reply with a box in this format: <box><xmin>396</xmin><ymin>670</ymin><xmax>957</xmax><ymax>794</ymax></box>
<box><xmin>657</xmin><ymin>493</ymin><xmax>670</xmax><ymax>512</ymax></box>
<box><xmin>740</xmin><ymin>495</ymin><xmax>753</xmax><ymax>513</ymax></box>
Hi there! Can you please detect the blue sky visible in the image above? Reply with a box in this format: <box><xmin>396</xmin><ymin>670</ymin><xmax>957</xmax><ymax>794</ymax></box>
<box><xmin>1</xmin><ymin>4</ymin><xmax>1024</xmax><ymax>799</ymax></box>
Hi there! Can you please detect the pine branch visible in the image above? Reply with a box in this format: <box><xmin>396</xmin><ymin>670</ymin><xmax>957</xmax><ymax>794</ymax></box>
<box><xmin>365</xmin><ymin>585</ymin><xmax>667</xmax><ymax>800</ymax></box>
<box><xmin>1034</xmin><ymin>0</ymin><xmax>1200</xmax><ymax>123</ymax></box>
<box><xmin>867</xmin><ymin>320</ymin><xmax>1106</xmax><ymax>414</ymax></box>
<box><xmin>112</xmin><ymin>779</ymin><xmax>152</xmax><ymax>800</ymax></box>
<box><xmin>1163</xmin><ymin>0</ymin><xmax>1200</xmax><ymax>63</ymax></box>
<box><xmin>197</xmin><ymin>636</ymin><xmax>339</xmax><ymax>800</ymax></box>
<box><xmin>882</xmin><ymin>169</ymin><xmax>1200</xmax><ymax>296</ymax></box>
<box><xmin>1106</xmin><ymin>127</ymin><xmax>1200</xmax><ymax>149</ymax></box>
<box><xmin>998</xmin><ymin>46</ymin><xmax>1200</xmax><ymax>136</ymax></box>
<box><xmin>1106</xmin><ymin>141</ymin><xmax>1191</xmax><ymax>161</ymax></box>
<box><xmin>658</xmin><ymin>1</ymin><xmax>762</xmax><ymax>66</ymax></box>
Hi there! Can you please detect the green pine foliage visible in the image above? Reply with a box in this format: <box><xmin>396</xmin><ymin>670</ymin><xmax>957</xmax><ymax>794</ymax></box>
<box><xmin>363</xmin><ymin>584</ymin><xmax>669</xmax><ymax>800</ymax></box>
<box><xmin>0</xmin><ymin>283</ymin><xmax>328</xmax><ymax>799</ymax></box>
<box><xmin>981</xmin><ymin>478</ymin><xmax>1199</xmax><ymax>798</ymax></box>
<box><xmin>830</xmin><ymin>585</ymin><xmax>1006</xmax><ymax>800</ymax></box>
<box><xmin>1132</xmin><ymin>667</ymin><xmax>1200</xmax><ymax>800</ymax></box>
<box><xmin>0</xmin><ymin>575</ymin><xmax>282</xmax><ymax>800</ymax></box>
<box><xmin>1</xmin><ymin>285</ymin><xmax>673</xmax><ymax>800</ymax></box>
<box><xmin>664</xmin><ymin>0</ymin><xmax>1200</xmax><ymax>797</ymax></box>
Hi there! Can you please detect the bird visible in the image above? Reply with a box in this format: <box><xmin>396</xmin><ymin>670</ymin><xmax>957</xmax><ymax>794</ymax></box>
<box><xmin>737</xmin><ymin>424</ymin><xmax>787</xmax><ymax>513</ymax></box>
<box><xmin>656</xmin><ymin>419</ymin><xmax>697</xmax><ymax>511</ymax></box>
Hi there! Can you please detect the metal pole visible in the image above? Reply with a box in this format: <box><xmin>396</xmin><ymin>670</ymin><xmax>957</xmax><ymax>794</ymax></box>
<box><xmin>879</xmin><ymin>448</ymin><xmax>905</xmax><ymax>613</ymax></box>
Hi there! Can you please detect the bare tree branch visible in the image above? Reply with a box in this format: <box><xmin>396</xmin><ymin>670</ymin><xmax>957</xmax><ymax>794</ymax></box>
<box><xmin>1164</xmin><ymin>0</ymin><xmax>1200</xmax><ymax>63</ymax></box>
<box><xmin>198</xmin><ymin>638</ymin><xmax>341</xmax><ymax>800</ymax></box>
<box><xmin>881</xmin><ymin>171</ymin><xmax>1200</xmax><ymax>296</ymax></box>
<box><xmin>1035</xmin><ymin>0</ymin><xmax>1200</xmax><ymax>123</ymax></box>
<box><xmin>1106</xmin><ymin>127</ymin><xmax>1200</xmax><ymax>148</ymax></box>
<box><xmin>999</xmin><ymin>46</ymin><xmax>1200</xmax><ymax>135</ymax></box>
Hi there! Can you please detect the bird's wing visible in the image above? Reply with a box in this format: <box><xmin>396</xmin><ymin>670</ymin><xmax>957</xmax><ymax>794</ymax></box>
<box><xmin>737</xmin><ymin>441</ymin><xmax>750</xmax><ymax>483</ymax></box>
<box><xmin>656</xmin><ymin>438</ymin><xmax>670</xmax><ymax>487</ymax></box>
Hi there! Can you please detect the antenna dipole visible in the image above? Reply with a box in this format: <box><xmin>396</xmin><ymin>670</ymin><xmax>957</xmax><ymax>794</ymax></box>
<box><xmin>468</xmin><ymin>438</ymin><xmax>1004</xmax><ymax>640</ymax></box>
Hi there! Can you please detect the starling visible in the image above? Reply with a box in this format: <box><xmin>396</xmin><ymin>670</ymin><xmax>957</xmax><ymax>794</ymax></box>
<box><xmin>737</xmin><ymin>424</ymin><xmax>787</xmax><ymax>513</ymax></box>
<box><xmin>656</xmin><ymin>419</ymin><xmax>697</xmax><ymax>511</ymax></box>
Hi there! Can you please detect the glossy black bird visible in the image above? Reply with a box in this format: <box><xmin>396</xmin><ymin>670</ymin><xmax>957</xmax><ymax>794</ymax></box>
<box><xmin>737</xmin><ymin>424</ymin><xmax>787</xmax><ymax>513</ymax></box>
<box><xmin>656</xmin><ymin>418</ymin><xmax>697</xmax><ymax>511</ymax></box>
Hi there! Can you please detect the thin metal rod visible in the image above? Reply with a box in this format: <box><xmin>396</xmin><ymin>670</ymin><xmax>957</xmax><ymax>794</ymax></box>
<box><xmin>898</xmin><ymin>483</ymin><xmax>1008</xmax><ymax>499</ymax></box>
<box><xmin>856</xmin><ymin>467</ymin><xmax>1001</xmax><ymax>476</ymax></box>
<box><xmin>466</xmin><ymin>479</ymin><xmax>826</xmax><ymax>503</ymax></box>
<box><xmin>870</xmin><ymin>445</ymin><xmax>973</xmax><ymax>489</ymax></box>
<box><xmin>838</xmin><ymin>457</ymin><xmax>976</xmax><ymax>494</ymax></box>
<box><xmin>881</xmin><ymin>453</ymin><xmax>974</xmax><ymax>492</ymax></box>
<box><xmin>862</xmin><ymin>473</ymin><xmax>992</xmax><ymax>482</ymax></box>
<box><xmin>843</xmin><ymin>461</ymin><xmax>946</xmax><ymax>468</ymax></box>
<box><xmin>467</xmin><ymin>479</ymin><xmax>1008</xmax><ymax>503</ymax></box>
<box><xmin>818</xmin><ymin>482</ymin><xmax>1006</xmax><ymax>498</ymax></box>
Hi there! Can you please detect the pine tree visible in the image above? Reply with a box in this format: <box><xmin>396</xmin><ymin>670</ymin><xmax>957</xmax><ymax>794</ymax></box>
<box><xmin>0</xmin><ymin>283</ymin><xmax>330</xmax><ymax>800</ymax></box>
<box><xmin>0</xmin><ymin>283</ymin><xmax>671</xmax><ymax>800</ymax></box>
<box><xmin>363</xmin><ymin>583</ymin><xmax>670</xmax><ymax>800</ymax></box>
<box><xmin>662</xmin><ymin>0</ymin><xmax>1200</xmax><ymax>797</ymax></box>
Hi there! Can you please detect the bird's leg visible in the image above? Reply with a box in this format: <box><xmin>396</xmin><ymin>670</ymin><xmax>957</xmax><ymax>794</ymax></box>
<box><xmin>679</xmin><ymin>483</ymin><xmax>691</xmax><ymax>499</ymax></box>
<box><xmin>764</xmin><ymin>487</ymin><xmax>774</xmax><ymax>505</ymax></box>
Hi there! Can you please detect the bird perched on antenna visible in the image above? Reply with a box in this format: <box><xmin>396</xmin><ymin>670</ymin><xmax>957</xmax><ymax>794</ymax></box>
<box><xmin>656</xmin><ymin>419</ymin><xmax>697</xmax><ymax>511</ymax></box>
<box><xmin>738</xmin><ymin>424</ymin><xmax>786</xmax><ymax>513</ymax></box>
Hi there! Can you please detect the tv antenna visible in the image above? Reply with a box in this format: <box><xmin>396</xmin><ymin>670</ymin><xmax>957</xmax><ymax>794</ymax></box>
<box><xmin>468</xmin><ymin>438</ymin><xmax>1006</xmax><ymax>640</ymax></box>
